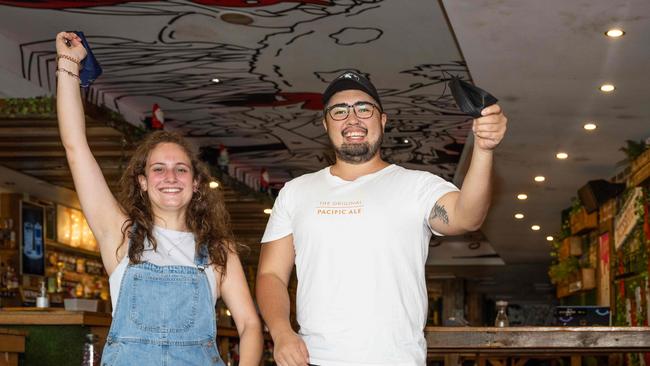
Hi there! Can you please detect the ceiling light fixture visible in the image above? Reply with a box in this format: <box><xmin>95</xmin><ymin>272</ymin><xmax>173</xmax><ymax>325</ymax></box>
<box><xmin>531</xmin><ymin>225</ymin><xmax>541</xmax><ymax>231</ymax></box>
<box><xmin>517</xmin><ymin>193</ymin><xmax>528</xmax><ymax>200</ymax></box>
<box><xmin>605</xmin><ymin>28</ymin><xmax>625</xmax><ymax>38</ymax></box>
<box><xmin>514</xmin><ymin>213</ymin><xmax>524</xmax><ymax>219</ymax></box>
<box><xmin>534</xmin><ymin>176</ymin><xmax>546</xmax><ymax>182</ymax></box>
<box><xmin>583</xmin><ymin>123</ymin><xmax>597</xmax><ymax>131</ymax></box>
<box><xmin>211</xmin><ymin>78</ymin><xmax>220</xmax><ymax>83</ymax></box>
<box><xmin>209</xmin><ymin>181</ymin><xmax>219</xmax><ymax>189</ymax></box>
<box><xmin>221</xmin><ymin>12</ymin><xmax>254</xmax><ymax>25</ymax></box>
<box><xmin>599</xmin><ymin>84</ymin><xmax>615</xmax><ymax>92</ymax></box>
<box><xmin>263</xmin><ymin>208</ymin><xmax>272</xmax><ymax>215</ymax></box>
<box><xmin>546</xmin><ymin>236</ymin><xmax>554</xmax><ymax>241</ymax></box>
<box><xmin>556</xmin><ymin>152</ymin><xmax>568</xmax><ymax>160</ymax></box>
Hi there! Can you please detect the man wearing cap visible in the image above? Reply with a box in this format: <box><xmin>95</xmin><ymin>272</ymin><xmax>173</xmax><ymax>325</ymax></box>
<box><xmin>257</xmin><ymin>71</ymin><xmax>507</xmax><ymax>366</ymax></box>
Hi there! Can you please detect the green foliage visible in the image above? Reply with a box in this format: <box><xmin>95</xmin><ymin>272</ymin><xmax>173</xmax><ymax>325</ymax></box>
<box><xmin>548</xmin><ymin>256</ymin><xmax>579</xmax><ymax>284</ymax></box>
<box><xmin>569</xmin><ymin>196</ymin><xmax>583</xmax><ymax>215</ymax></box>
<box><xmin>0</xmin><ymin>96</ymin><xmax>55</xmax><ymax>117</ymax></box>
<box><xmin>620</xmin><ymin>139</ymin><xmax>648</xmax><ymax>161</ymax></box>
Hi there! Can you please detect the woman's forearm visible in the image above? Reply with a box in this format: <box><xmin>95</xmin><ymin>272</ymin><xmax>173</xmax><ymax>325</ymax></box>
<box><xmin>236</xmin><ymin>319</ymin><xmax>263</xmax><ymax>366</ymax></box>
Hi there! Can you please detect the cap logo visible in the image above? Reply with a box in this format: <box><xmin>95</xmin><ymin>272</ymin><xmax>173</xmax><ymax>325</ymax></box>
<box><xmin>340</xmin><ymin>72</ymin><xmax>359</xmax><ymax>81</ymax></box>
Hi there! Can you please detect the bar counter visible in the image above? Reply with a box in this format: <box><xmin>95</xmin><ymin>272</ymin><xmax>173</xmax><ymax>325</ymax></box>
<box><xmin>0</xmin><ymin>308</ymin><xmax>110</xmax><ymax>366</ymax></box>
<box><xmin>0</xmin><ymin>328</ymin><xmax>27</xmax><ymax>366</ymax></box>
<box><xmin>426</xmin><ymin>326</ymin><xmax>650</xmax><ymax>365</ymax></box>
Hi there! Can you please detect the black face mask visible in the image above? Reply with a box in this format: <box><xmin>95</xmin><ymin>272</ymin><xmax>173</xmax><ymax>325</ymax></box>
<box><xmin>449</xmin><ymin>76</ymin><xmax>498</xmax><ymax>118</ymax></box>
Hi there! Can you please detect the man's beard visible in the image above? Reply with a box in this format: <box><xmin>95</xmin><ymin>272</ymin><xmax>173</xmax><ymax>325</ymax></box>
<box><xmin>333</xmin><ymin>132</ymin><xmax>383</xmax><ymax>164</ymax></box>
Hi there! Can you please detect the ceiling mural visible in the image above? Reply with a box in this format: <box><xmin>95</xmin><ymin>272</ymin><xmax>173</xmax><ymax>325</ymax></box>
<box><xmin>1</xmin><ymin>0</ymin><xmax>472</xmax><ymax>185</ymax></box>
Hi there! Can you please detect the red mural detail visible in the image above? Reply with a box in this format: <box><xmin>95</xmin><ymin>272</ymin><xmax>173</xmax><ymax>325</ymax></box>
<box><xmin>0</xmin><ymin>1</ymin><xmax>138</xmax><ymax>8</ymax></box>
<box><xmin>247</xmin><ymin>93</ymin><xmax>324</xmax><ymax>110</ymax></box>
<box><xmin>193</xmin><ymin>0</ymin><xmax>330</xmax><ymax>6</ymax></box>
<box><xmin>0</xmin><ymin>0</ymin><xmax>329</xmax><ymax>8</ymax></box>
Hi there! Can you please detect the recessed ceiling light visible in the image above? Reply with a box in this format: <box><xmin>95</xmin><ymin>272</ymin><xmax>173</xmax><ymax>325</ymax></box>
<box><xmin>583</xmin><ymin>123</ymin><xmax>597</xmax><ymax>131</ymax></box>
<box><xmin>546</xmin><ymin>236</ymin><xmax>554</xmax><ymax>241</ymax></box>
<box><xmin>209</xmin><ymin>181</ymin><xmax>219</xmax><ymax>189</ymax></box>
<box><xmin>599</xmin><ymin>84</ymin><xmax>615</xmax><ymax>92</ymax></box>
<box><xmin>211</xmin><ymin>78</ymin><xmax>220</xmax><ymax>83</ymax></box>
<box><xmin>556</xmin><ymin>152</ymin><xmax>568</xmax><ymax>160</ymax></box>
<box><xmin>403</xmin><ymin>139</ymin><xmax>409</xmax><ymax>144</ymax></box>
<box><xmin>221</xmin><ymin>12</ymin><xmax>254</xmax><ymax>25</ymax></box>
<box><xmin>534</xmin><ymin>176</ymin><xmax>546</xmax><ymax>182</ymax></box>
<box><xmin>263</xmin><ymin>208</ymin><xmax>272</xmax><ymax>215</ymax></box>
<box><xmin>517</xmin><ymin>193</ymin><xmax>528</xmax><ymax>200</ymax></box>
<box><xmin>605</xmin><ymin>28</ymin><xmax>625</xmax><ymax>38</ymax></box>
<box><xmin>514</xmin><ymin>213</ymin><xmax>524</xmax><ymax>219</ymax></box>
<box><xmin>531</xmin><ymin>225</ymin><xmax>541</xmax><ymax>231</ymax></box>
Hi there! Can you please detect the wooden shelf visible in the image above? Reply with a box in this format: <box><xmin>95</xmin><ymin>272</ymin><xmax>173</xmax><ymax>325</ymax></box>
<box><xmin>46</xmin><ymin>240</ymin><xmax>100</xmax><ymax>258</ymax></box>
<box><xmin>0</xmin><ymin>248</ymin><xmax>18</xmax><ymax>255</ymax></box>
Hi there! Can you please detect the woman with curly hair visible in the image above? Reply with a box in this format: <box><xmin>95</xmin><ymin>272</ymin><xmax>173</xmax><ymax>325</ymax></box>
<box><xmin>55</xmin><ymin>31</ymin><xmax>262</xmax><ymax>366</ymax></box>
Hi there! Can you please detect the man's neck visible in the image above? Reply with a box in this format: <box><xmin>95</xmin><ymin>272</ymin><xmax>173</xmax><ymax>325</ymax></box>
<box><xmin>329</xmin><ymin>155</ymin><xmax>390</xmax><ymax>181</ymax></box>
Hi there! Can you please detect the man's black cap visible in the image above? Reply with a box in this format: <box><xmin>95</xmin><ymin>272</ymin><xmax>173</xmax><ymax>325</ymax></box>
<box><xmin>322</xmin><ymin>71</ymin><xmax>382</xmax><ymax>109</ymax></box>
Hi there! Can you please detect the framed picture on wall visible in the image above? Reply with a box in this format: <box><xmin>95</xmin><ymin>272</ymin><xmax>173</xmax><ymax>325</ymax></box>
<box><xmin>20</xmin><ymin>200</ymin><xmax>46</xmax><ymax>276</ymax></box>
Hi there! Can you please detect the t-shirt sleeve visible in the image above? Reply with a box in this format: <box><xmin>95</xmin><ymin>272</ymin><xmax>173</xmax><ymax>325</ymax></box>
<box><xmin>418</xmin><ymin>172</ymin><xmax>460</xmax><ymax>236</ymax></box>
<box><xmin>261</xmin><ymin>182</ymin><xmax>293</xmax><ymax>243</ymax></box>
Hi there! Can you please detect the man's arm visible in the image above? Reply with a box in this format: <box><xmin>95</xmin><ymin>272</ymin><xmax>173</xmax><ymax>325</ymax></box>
<box><xmin>256</xmin><ymin>234</ymin><xmax>309</xmax><ymax>366</ymax></box>
<box><xmin>429</xmin><ymin>104</ymin><xmax>507</xmax><ymax>235</ymax></box>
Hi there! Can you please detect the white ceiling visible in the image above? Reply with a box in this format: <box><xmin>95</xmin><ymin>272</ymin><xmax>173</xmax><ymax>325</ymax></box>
<box><xmin>443</xmin><ymin>0</ymin><xmax>650</xmax><ymax>265</ymax></box>
<box><xmin>1</xmin><ymin>0</ymin><xmax>649</xmax><ymax>302</ymax></box>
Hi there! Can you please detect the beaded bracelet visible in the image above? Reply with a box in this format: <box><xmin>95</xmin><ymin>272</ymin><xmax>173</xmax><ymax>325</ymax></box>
<box><xmin>56</xmin><ymin>54</ymin><xmax>80</xmax><ymax>65</ymax></box>
<box><xmin>56</xmin><ymin>67</ymin><xmax>80</xmax><ymax>81</ymax></box>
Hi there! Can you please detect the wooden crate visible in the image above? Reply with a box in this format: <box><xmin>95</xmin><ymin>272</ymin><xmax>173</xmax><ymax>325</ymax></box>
<box><xmin>630</xmin><ymin>148</ymin><xmax>650</xmax><ymax>173</ymax></box>
<box><xmin>570</xmin><ymin>207</ymin><xmax>598</xmax><ymax>234</ymax></box>
<box><xmin>628</xmin><ymin>160</ymin><xmax>650</xmax><ymax>187</ymax></box>
<box><xmin>581</xmin><ymin>268</ymin><xmax>596</xmax><ymax>290</ymax></box>
<box><xmin>557</xmin><ymin>281</ymin><xmax>571</xmax><ymax>298</ymax></box>
<box><xmin>628</xmin><ymin>148</ymin><xmax>650</xmax><ymax>187</ymax></box>
<box><xmin>559</xmin><ymin>236</ymin><xmax>583</xmax><ymax>259</ymax></box>
<box><xmin>599</xmin><ymin>198</ymin><xmax>617</xmax><ymax>224</ymax></box>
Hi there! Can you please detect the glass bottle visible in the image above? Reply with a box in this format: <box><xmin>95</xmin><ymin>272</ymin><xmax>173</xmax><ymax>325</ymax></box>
<box><xmin>494</xmin><ymin>300</ymin><xmax>509</xmax><ymax>327</ymax></box>
<box><xmin>81</xmin><ymin>333</ymin><xmax>100</xmax><ymax>366</ymax></box>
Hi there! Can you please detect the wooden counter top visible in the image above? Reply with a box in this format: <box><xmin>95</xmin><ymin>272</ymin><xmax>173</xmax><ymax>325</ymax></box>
<box><xmin>0</xmin><ymin>308</ymin><xmax>111</xmax><ymax>327</ymax></box>
<box><xmin>425</xmin><ymin>326</ymin><xmax>650</xmax><ymax>353</ymax></box>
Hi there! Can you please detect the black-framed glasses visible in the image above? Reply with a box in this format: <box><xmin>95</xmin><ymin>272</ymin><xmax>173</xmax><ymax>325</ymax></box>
<box><xmin>324</xmin><ymin>101</ymin><xmax>381</xmax><ymax>121</ymax></box>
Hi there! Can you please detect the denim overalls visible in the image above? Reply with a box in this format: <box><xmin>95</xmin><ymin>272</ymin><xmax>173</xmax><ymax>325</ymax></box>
<box><xmin>101</xmin><ymin>243</ymin><xmax>225</xmax><ymax>366</ymax></box>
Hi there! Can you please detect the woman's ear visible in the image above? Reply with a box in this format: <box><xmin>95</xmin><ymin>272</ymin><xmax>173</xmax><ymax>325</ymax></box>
<box><xmin>137</xmin><ymin>174</ymin><xmax>147</xmax><ymax>191</ymax></box>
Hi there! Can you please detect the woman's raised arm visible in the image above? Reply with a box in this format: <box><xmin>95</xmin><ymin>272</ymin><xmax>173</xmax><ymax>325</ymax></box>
<box><xmin>55</xmin><ymin>32</ymin><xmax>126</xmax><ymax>274</ymax></box>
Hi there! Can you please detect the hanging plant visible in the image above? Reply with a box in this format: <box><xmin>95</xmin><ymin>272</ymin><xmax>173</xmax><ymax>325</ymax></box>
<box><xmin>548</xmin><ymin>256</ymin><xmax>579</xmax><ymax>284</ymax></box>
<box><xmin>618</xmin><ymin>139</ymin><xmax>648</xmax><ymax>167</ymax></box>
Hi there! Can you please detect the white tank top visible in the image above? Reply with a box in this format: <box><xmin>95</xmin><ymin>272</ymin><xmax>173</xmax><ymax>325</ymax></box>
<box><xmin>108</xmin><ymin>226</ymin><xmax>218</xmax><ymax>315</ymax></box>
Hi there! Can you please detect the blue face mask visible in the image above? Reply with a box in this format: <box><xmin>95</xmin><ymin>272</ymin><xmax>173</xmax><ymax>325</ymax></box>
<box><xmin>67</xmin><ymin>30</ymin><xmax>102</xmax><ymax>88</ymax></box>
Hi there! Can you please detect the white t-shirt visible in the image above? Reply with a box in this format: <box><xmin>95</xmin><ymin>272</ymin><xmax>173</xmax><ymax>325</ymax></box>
<box><xmin>261</xmin><ymin>164</ymin><xmax>459</xmax><ymax>366</ymax></box>
<box><xmin>109</xmin><ymin>226</ymin><xmax>218</xmax><ymax>315</ymax></box>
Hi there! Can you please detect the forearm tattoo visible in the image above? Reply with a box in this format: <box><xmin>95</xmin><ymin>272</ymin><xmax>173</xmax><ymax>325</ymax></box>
<box><xmin>430</xmin><ymin>203</ymin><xmax>449</xmax><ymax>225</ymax></box>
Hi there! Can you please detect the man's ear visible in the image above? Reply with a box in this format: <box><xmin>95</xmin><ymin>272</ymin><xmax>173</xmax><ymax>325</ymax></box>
<box><xmin>322</xmin><ymin>118</ymin><xmax>329</xmax><ymax>132</ymax></box>
<box><xmin>381</xmin><ymin>113</ymin><xmax>387</xmax><ymax>130</ymax></box>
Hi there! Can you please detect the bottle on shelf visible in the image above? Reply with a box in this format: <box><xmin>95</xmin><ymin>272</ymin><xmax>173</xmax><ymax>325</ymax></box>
<box><xmin>494</xmin><ymin>300</ymin><xmax>509</xmax><ymax>327</ymax></box>
<box><xmin>81</xmin><ymin>333</ymin><xmax>100</xmax><ymax>366</ymax></box>
<box><xmin>0</xmin><ymin>261</ymin><xmax>6</xmax><ymax>288</ymax></box>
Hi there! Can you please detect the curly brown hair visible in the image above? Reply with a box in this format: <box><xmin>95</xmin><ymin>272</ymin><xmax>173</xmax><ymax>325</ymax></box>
<box><xmin>116</xmin><ymin>130</ymin><xmax>237</xmax><ymax>275</ymax></box>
